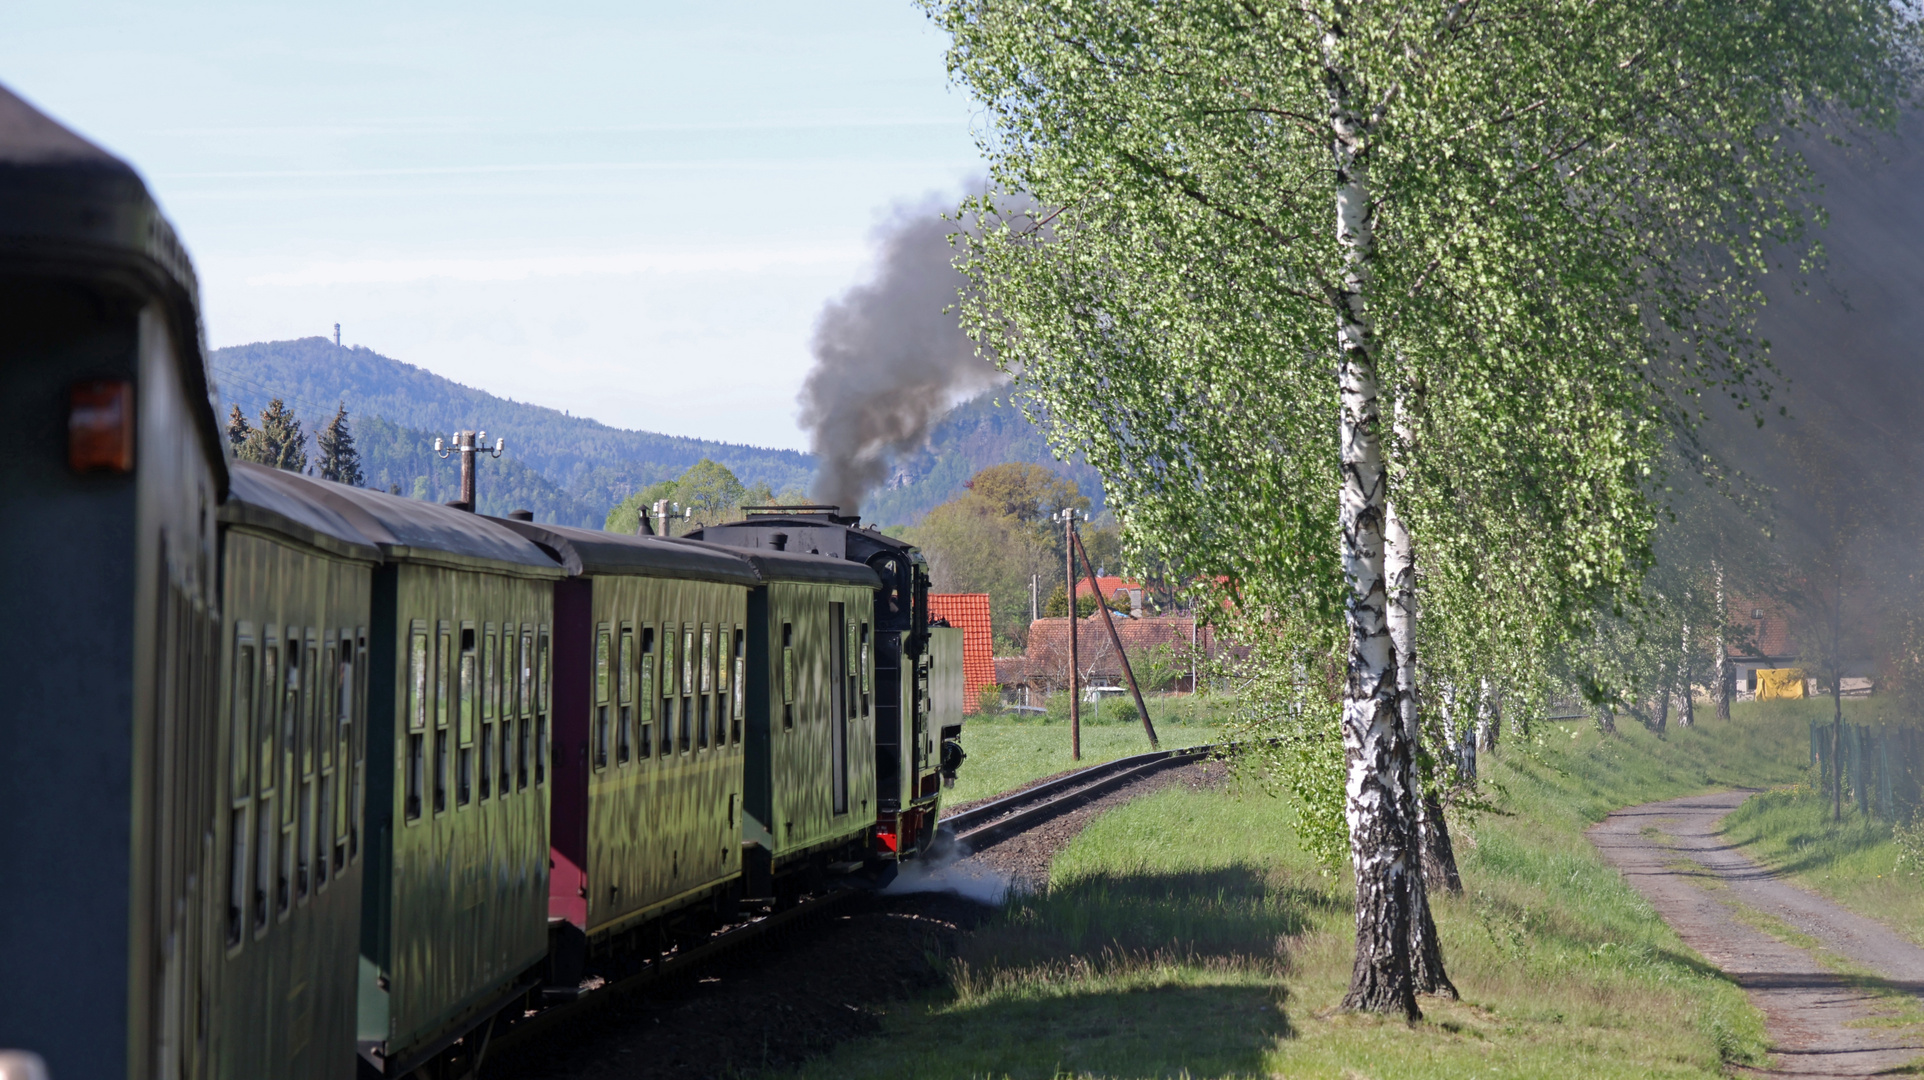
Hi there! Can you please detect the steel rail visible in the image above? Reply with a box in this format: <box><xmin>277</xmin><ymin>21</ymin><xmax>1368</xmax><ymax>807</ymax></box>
<box><xmin>944</xmin><ymin>743</ymin><xmax>1219</xmax><ymax>848</ymax></box>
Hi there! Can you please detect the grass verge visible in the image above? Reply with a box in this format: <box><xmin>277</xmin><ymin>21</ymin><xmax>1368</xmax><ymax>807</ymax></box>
<box><xmin>1717</xmin><ymin>697</ymin><xmax>1924</xmax><ymax>946</ymax></box>
<box><xmin>781</xmin><ymin>707</ymin><xmax>1822</xmax><ymax>1079</ymax></box>
<box><xmin>949</xmin><ymin>702</ymin><xmax>1219</xmax><ymax>806</ymax></box>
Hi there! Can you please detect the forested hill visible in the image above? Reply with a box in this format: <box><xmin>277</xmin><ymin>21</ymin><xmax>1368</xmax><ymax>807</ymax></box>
<box><xmin>862</xmin><ymin>390</ymin><xmax>1105</xmax><ymax>528</ymax></box>
<box><xmin>212</xmin><ymin>337</ymin><xmax>814</xmax><ymax>526</ymax></box>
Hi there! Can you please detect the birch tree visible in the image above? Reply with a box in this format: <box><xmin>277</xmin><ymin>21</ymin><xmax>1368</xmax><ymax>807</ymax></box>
<box><xmin>927</xmin><ymin>0</ymin><xmax>1916</xmax><ymax>1016</ymax></box>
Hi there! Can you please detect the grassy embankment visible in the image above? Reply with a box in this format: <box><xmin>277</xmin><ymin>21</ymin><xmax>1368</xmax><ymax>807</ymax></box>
<box><xmin>1718</xmin><ymin>697</ymin><xmax>1924</xmax><ymax>944</ymax></box>
<box><xmin>948</xmin><ymin>695</ymin><xmax>1225</xmax><ymax>807</ymax></box>
<box><xmin>789</xmin><ymin>707</ymin><xmax>1819</xmax><ymax>1079</ymax></box>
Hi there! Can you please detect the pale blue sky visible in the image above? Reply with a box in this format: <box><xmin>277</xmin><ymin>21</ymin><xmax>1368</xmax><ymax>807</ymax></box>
<box><xmin>4</xmin><ymin>2</ymin><xmax>985</xmax><ymax>449</ymax></box>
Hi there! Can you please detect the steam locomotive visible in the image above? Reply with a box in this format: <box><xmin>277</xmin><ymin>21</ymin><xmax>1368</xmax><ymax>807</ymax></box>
<box><xmin>0</xmin><ymin>85</ymin><xmax>965</xmax><ymax>1080</ymax></box>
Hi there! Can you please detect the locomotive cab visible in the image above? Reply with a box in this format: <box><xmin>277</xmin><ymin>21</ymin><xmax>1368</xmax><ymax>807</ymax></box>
<box><xmin>683</xmin><ymin>507</ymin><xmax>952</xmax><ymax>859</ymax></box>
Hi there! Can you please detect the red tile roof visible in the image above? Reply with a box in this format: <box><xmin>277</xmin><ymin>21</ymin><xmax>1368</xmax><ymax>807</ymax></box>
<box><xmin>1074</xmin><ymin>576</ymin><xmax>1143</xmax><ymax>601</ymax></box>
<box><xmin>929</xmin><ymin>592</ymin><xmax>995</xmax><ymax>714</ymax></box>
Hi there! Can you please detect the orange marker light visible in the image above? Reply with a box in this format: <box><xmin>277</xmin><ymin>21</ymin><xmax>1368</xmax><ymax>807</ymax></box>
<box><xmin>69</xmin><ymin>379</ymin><xmax>134</xmax><ymax>473</ymax></box>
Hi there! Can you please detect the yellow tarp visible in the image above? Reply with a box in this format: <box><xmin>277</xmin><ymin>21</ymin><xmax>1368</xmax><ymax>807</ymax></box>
<box><xmin>1757</xmin><ymin>668</ymin><xmax>1807</xmax><ymax>701</ymax></box>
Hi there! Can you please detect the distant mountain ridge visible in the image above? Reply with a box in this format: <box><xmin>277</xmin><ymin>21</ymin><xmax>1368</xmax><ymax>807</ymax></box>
<box><xmin>213</xmin><ymin>337</ymin><xmax>814</xmax><ymax>525</ymax></box>
<box><xmin>862</xmin><ymin>391</ymin><xmax>1106</xmax><ymax>527</ymax></box>
<box><xmin>213</xmin><ymin>337</ymin><xmax>1102</xmax><ymax>530</ymax></box>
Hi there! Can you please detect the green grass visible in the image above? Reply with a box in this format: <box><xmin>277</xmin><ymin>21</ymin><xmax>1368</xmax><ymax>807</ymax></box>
<box><xmin>949</xmin><ymin>696</ymin><xmax>1224</xmax><ymax>806</ymax></box>
<box><xmin>773</xmin><ymin>708</ymin><xmax>1837</xmax><ymax>1079</ymax></box>
<box><xmin>1716</xmin><ymin>697</ymin><xmax>1924</xmax><ymax>946</ymax></box>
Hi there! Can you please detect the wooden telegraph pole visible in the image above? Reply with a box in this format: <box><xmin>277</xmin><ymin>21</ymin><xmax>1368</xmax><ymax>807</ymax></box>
<box><xmin>1073</xmin><ymin>528</ymin><xmax>1160</xmax><ymax>750</ymax></box>
<box><xmin>1064</xmin><ymin>508</ymin><xmax>1082</xmax><ymax>761</ymax></box>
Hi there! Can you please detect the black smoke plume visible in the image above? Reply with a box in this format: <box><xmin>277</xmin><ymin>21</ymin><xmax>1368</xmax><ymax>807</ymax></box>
<box><xmin>798</xmin><ymin>196</ymin><xmax>1003</xmax><ymax>516</ymax></box>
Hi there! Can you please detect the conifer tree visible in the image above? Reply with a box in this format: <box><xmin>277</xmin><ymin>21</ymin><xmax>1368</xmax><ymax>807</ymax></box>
<box><xmin>317</xmin><ymin>402</ymin><xmax>364</xmax><ymax>486</ymax></box>
<box><xmin>226</xmin><ymin>404</ymin><xmax>253</xmax><ymax>453</ymax></box>
<box><xmin>247</xmin><ymin>397</ymin><xmax>307</xmax><ymax>473</ymax></box>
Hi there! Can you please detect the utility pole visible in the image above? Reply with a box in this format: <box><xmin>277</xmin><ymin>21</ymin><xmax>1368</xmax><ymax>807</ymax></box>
<box><xmin>1031</xmin><ymin>573</ymin><xmax>1039</xmax><ymax>623</ymax></box>
<box><xmin>434</xmin><ymin>429</ymin><xmax>503</xmax><ymax>512</ymax></box>
<box><xmin>1073</xmin><ymin>527</ymin><xmax>1159</xmax><ymax>749</ymax></box>
<box><xmin>1063</xmin><ymin>507</ymin><xmax>1080</xmax><ymax>761</ymax></box>
<box><xmin>652</xmin><ymin>499</ymin><xmax>686</xmax><ymax>538</ymax></box>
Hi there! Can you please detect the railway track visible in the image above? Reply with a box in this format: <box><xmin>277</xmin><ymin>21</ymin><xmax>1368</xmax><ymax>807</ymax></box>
<box><xmin>942</xmin><ymin>743</ymin><xmax>1220</xmax><ymax>850</ymax></box>
<box><xmin>477</xmin><ymin>744</ymin><xmax>1224</xmax><ymax>1077</ymax></box>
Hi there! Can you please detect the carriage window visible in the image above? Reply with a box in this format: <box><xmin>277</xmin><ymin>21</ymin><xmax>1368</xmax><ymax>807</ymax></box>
<box><xmin>352</xmin><ymin>631</ymin><xmax>368</xmax><ymax>860</ymax></box>
<box><xmin>618</xmin><ymin>626</ymin><xmax>634</xmax><ymax>765</ymax></box>
<box><xmin>459</xmin><ymin>626</ymin><xmax>477</xmax><ymax>746</ymax></box>
<box><xmin>594</xmin><ymin>626</ymin><xmax>611</xmax><ymax>770</ymax></box>
<box><xmin>321</xmin><ymin>642</ymin><xmax>338</xmax><ymax>770</ymax></box>
<box><xmin>226</xmin><ymin>806</ymin><xmax>247</xmax><ymax>946</ymax></box>
<box><xmin>660</xmin><ymin>625</ymin><xmax>677</xmax><ymax>754</ymax></box>
<box><xmin>299</xmin><ymin>638</ymin><xmax>318</xmax><ymax>899</ymax></box>
<box><xmin>638</xmin><ymin>627</ymin><xmax>655</xmax><ymax>758</ymax></box>
<box><xmin>260</xmin><ymin>641</ymin><xmax>279</xmax><ymax>793</ymax></box>
<box><xmin>698</xmin><ymin>625</ymin><xmax>714</xmax><ymax>749</ymax></box>
<box><xmin>333</xmin><ymin>644</ymin><xmax>350</xmax><ymax>867</ymax></box>
<box><xmin>408</xmin><ymin>626</ymin><xmax>427</xmax><ymax>730</ymax></box>
<box><xmin>302</xmin><ymin>641</ymin><xmax>319</xmax><ymax>776</ymax></box>
<box><xmin>282</xmin><ymin>636</ymin><xmax>300</xmax><ymax>827</ymax></box>
<box><xmin>682</xmin><ymin>626</ymin><xmax>695</xmax><ymax>702</ymax></box>
<box><xmin>483</xmin><ymin>626</ymin><xmax>498</xmax><ymax>721</ymax></box>
<box><xmin>859</xmin><ymin>623</ymin><xmax>871</xmax><ymax>715</ymax></box>
<box><xmin>436</xmin><ymin>624</ymin><xmax>451</xmax><ymax>729</ymax></box>
<box><xmin>781</xmin><ymin>622</ymin><xmax>795</xmax><ymax>730</ymax></box>
<box><xmin>457</xmin><ymin>626</ymin><xmax>475</xmax><ymax>805</ymax></box>
<box><xmin>479</xmin><ymin>716</ymin><xmax>493</xmax><ymax>802</ymax></box>
<box><xmin>732</xmin><ymin>629</ymin><xmax>745</xmax><ymax>743</ymax></box>
<box><xmin>254</xmin><ymin>797</ymin><xmax>273</xmax><ymax>932</ymax></box>
<box><xmin>536</xmin><ymin>627</ymin><xmax>550</xmax><ymax>785</ymax></box>
<box><xmin>499</xmin><ymin>710</ymin><xmax>513</xmax><ymax>796</ymax></box>
<box><xmin>434</xmin><ymin>728</ymin><xmax>449</xmax><ymax>814</ymax></box>
<box><xmin>846</xmin><ymin>619</ymin><xmax>859</xmax><ymax>721</ymax></box>
<box><xmin>406</xmin><ymin>733</ymin><xmax>424</xmax><ymax>822</ymax></box>
<box><xmin>232</xmin><ymin>631</ymin><xmax>255</xmax><ymax>797</ymax></box>
<box><xmin>516</xmin><ymin>710</ymin><xmax>531</xmax><ymax>792</ymax></box>
<box><xmin>520</xmin><ymin>628</ymin><xmax>534</xmax><ymax>717</ymax></box>
<box><xmin>315</xmin><ymin>769</ymin><xmax>333</xmax><ymax>888</ymax></box>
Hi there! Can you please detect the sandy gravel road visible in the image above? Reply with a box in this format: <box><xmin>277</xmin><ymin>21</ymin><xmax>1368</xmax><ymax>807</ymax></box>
<box><xmin>1591</xmin><ymin>791</ymin><xmax>1924</xmax><ymax>1076</ymax></box>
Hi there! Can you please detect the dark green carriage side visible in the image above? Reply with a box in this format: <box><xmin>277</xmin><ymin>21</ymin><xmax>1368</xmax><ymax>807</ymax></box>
<box><xmin>737</xmin><ymin>551</ymin><xmax>885</xmax><ymax>871</ymax></box>
<box><xmin>685</xmin><ymin>513</ymin><xmax>946</xmax><ymax>857</ymax></box>
<box><xmin>212</xmin><ymin>463</ymin><xmax>381</xmax><ymax>1080</ymax></box>
<box><xmin>296</xmin><ymin>482</ymin><xmax>563</xmax><ymax>1076</ymax></box>
<box><xmin>490</xmin><ymin>520</ymin><xmax>763</xmax><ymax>960</ymax></box>
<box><xmin>0</xmin><ymin>85</ymin><xmax>228</xmax><ymax>1080</ymax></box>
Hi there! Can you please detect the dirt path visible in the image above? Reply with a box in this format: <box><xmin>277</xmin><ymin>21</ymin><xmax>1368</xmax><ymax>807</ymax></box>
<box><xmin>1590</xmin><ymin>791</ymin><xmax>1924</xmax><ymax>1076</ymax></box>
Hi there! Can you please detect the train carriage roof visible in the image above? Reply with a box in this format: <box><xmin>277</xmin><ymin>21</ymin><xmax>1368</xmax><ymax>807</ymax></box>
<box><xmin>0</xmin><ymin>82</ymin><xmax>224</xmax><ymax>490</ymax></box>
<box><xmin>736</xmin><ymin>547</ymin><xmax>884</xmax><ymax>589</ymax></box>
<box><xmin>221</xmin><ymin>462</ymin><xmax>381</xmax><ymax>562</ymax></box>
<box><xmin>488</xmin><ymin>518</ymin><xmax>760</xmax><ymax>586</ymax></box>
<box><xmin>276</xmin><ymin>481</ymin><xmax>563</xmax><ymax>577</ymax></box>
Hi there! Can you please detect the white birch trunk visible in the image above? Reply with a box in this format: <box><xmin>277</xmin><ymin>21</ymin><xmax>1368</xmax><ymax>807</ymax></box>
<box><xmin>1386</xmin><ymin>403</ymin><xmax>1456</xmax><ymax>998</ymax></box>
<box><xmin>1329</xmin><ymin>35</ymin><xmax>1417</xmax><ymax>1017</ymax></box>
<box><xmin>1479</xmin><ymin>682</ymin><xmax>1501</xmax><ymax>752</ymax></box>
<box><xmin>1714</xmin><ymin>562</ymin><xmax>1731</xmax><ymax>721</ymax></box>
<box><xmin>1679</xmin><ymin>622</ymin><xmax>1695</xmax><ymax>727</ymax></box>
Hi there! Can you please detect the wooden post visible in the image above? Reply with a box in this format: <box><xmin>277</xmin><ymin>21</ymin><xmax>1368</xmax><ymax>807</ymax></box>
<box><xmin>1065</xmin><ymin>509</ymin><xmax>1080</xmax><ymax>761</ymax></box>
<box><xmin>1073</xmin><ymin>528</ymin><xmax>1160</xmax><ymax>750</ymax></box>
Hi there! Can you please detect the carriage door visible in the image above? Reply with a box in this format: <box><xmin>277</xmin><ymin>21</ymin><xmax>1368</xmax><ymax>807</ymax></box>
<box><xmin>829</xmin><ymin>603</ymin><xmax>848</xmax><ymax>815</ymax></box>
